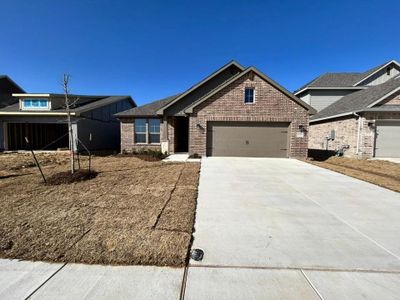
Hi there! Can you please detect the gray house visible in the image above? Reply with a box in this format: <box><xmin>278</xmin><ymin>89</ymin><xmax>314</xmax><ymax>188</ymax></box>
<box><xmin>0</xmin><ymin>90</ymin><xmax>135</xmax><ymax>151</ymax></box>
<box><xmin>0</xmin><ymin>75</ymin><xmax>25</xmax><ymax>108</ymax></box>
<box><xmin>299</xmin><ymin>61</ymin><xmax>400</xmax><ymax>158</ymax></box>
<box><xmin>295</xmin><ymin>60</ymin><xmax>400</xmax><ymax>112</ymax></box>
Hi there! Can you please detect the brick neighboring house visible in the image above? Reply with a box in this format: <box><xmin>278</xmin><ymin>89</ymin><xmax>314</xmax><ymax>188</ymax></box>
<box><xmin>305</xmin><ymin>69</ymin><xmax>400</xmax><ymax>158</ymax></box>
<box><xmin>116</xmin><ymin>61</ymin><xmax>316</xmax><ymax>158</ymax></box>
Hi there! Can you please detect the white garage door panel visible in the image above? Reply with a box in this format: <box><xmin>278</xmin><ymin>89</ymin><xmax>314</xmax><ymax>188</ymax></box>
<box><xmin>375</xmin><ymin>121</ymin><xmax>400</xmax><ymax>158</ymax></box>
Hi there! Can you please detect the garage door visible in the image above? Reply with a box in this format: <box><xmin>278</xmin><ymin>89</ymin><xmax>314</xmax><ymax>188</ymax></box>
<box><xmin>206</xmin><ymin>122</ymin><xmax>289</xmax><ymax>157</ymax></box>
<box><xmin>7</xmin><ymin>123</ymin><xmax>69</xmax><ymax>150</ymax></box>
<box><xmin>375</xmin><ymin>121</ymin><xmax>400</xmax><ymax>158</ymax></box>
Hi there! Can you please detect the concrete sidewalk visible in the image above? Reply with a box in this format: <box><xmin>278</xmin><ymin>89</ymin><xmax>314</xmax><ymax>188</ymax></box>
<box><xmin>0</xmin><ymin>259</ymin><xmax>184</xmax><ymax>300</ymax></box>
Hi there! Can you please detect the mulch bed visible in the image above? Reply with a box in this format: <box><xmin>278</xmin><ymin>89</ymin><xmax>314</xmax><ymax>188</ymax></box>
<box><xmin>45</xmin><ymin>170</ymin><xmax>98</xmax><ymax>185</ymax></box>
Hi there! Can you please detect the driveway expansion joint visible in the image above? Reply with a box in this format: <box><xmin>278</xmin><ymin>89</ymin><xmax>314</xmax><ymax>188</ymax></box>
<box><xmin>24</xmin><ymin>262</ymin><xmax>68</xmax><ymax>300</ymax></box>
<box><xmin>188</xmin><ymin>264</ymin><xmax>400</xmax><ymax>274</ymax></box>
<box><xmin>300</xmin><ymin>269</ymin><xmax>325</xmax><ymax>300</ymax></box>
<box><xmin>287</xmin><ymin>182</ymin><xmax>400</xmax><ymax>262</ymax></box>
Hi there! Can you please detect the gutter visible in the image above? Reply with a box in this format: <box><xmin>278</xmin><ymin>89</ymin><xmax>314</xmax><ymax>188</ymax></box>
<box><xmin>0</xmin><ymin>112</ymin><xmax>76</xmax><ymax>116</ymax></box>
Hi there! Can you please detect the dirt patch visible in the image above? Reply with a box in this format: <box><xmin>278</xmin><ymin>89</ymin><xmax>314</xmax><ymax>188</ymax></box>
<box><xmin>306</xmin><ymin>157</ymin><xmax>400</xmax><ymax>193</ymax></box>
<box><xmin>45</xmin><ymin>170</ymin><xmax>98</xmax><ymax>185</ymax></box>
<box><xmin>0</xmin><ymin>153</ymin><xmax>200</xmax><ymax>266</ymax></box>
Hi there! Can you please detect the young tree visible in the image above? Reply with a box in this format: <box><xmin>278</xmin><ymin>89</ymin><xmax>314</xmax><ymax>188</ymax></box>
<box><xmin>63</xmin><ymin>74</ymin><xmax>76</xmax><ymax>174</ymax></box>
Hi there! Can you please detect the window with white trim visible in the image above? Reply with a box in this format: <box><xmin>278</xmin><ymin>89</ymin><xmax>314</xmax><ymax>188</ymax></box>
<box><xmin>244</xmin><ymin>88</ymin><xmax>255</xmax><ymax>104</ymax></box>
<box><xmin>149</xmin><ymin>119</ymin><xmax>160</xmax><ymax>143</ymax></box>
<box><xmin>22</xmin><ymin>99</ymin><xmax>49</xmax><ymax>110</ymax></box>
<box><xmin>134</xmin><ymin>118</ymin><xmax>161</xmax><ymax>144</ymax></box>
<box><xmin>134</xmin><ymin>119</ymin><xmax>147</xmax><ymax>143</ymax></box>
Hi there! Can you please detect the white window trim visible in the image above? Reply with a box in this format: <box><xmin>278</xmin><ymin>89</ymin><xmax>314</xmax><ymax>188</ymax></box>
<box><xmin>134</xmin><ymin>118</ymin><xmax>161</xmax><ymax>145</ymax></box>
<box><xmin>244</xmin><ymin>87</ymin><xmax>255</xmax><ymax>104</ymax></box>
<box><xmin>21</xmin><ymin>98</ymin><xmax>51</xmax><ymax>111</ymax></box>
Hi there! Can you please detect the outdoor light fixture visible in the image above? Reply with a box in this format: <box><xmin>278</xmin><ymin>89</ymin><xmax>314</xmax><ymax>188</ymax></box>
<box><xmin>196</xmin><ymin>123</ymin><xmax>205</xmax><ymax>133</ymax></box>
<box><xmin>298</xmin><ymin>125</ymin><xmax>307</xmax><ymax>132</ymax></box>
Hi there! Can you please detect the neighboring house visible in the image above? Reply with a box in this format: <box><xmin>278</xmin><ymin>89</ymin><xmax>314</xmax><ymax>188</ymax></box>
<box><xmin>0</xmin><ymin>75</ymin><xmax>25</xmax><ymax>148</ymax></box>
<box><xmin>0</xmin><ymin>92</ymin><xmax>135</xmax><ymax>151</ymax></box>
<box><xmin>308</xmin><ymin>74</ymin><xmax>400</xmax><ymax>158</ymax></box>
<box><xmin>0</xmin><ymin>75</ymin><xmax>25</xmax><ymax>108</ymax></box>
<box><xmin>116</xmin><ymin>61</ymin><xmax>316</xmax><ymax>158</ymax></box>
<box><xmin>295</xmin><ymin>60</ymin><xmax>400</xmax><ymax>112</ymax></box>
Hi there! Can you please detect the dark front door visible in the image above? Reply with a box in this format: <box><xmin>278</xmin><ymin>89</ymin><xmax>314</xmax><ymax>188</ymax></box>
<box><xmin>175</xmin><ymin>117</ymin><xmax>189</xmax><ymax>152</ymax></box>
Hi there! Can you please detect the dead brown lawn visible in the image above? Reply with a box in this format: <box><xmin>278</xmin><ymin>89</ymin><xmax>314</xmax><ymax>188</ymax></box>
<box><xmin>306</xmin><ymin>157</ymin><xmax>400</xmax><ymax>193</ymax></box>
<box><xmin>0</xmin><ymin>152</ymin><xmax>200</xmax><ymax>266</ymax></box>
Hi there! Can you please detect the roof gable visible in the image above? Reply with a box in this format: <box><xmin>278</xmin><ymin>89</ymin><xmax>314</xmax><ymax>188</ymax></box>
<box><xmin>185</xmin><ymin>67</ymin><xmax>316</xmax><ymax>114</ymax></box>
<box><xmin>295</xmin><ymin>60</ymin><xmax>400</xmax><ymax>95</ymax></box>
<box><xmin>311</xmin><ymin>76</ymin><xmax>400</xmax><ymax>122</ymax></box>
<box><xmin>156</xmin><ymin>60</ymin><xmax>245</xmax><ymax>115</ymax></box>
<box><xmin>353</xmin><ymin>60</ymin><xmax>400</xmax><ymax>86</ymax></box>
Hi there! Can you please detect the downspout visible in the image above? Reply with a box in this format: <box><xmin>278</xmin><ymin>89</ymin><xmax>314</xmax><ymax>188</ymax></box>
<box><xmin>353</xmin><ymin>112</ymin><xmax>361</xmax><ymax>157</ymax></box>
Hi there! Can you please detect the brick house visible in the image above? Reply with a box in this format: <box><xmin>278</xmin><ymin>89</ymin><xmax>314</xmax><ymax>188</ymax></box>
<box><xmin>116</xmin><ymin>61</ymin><xmax>315</xmax><ymax>158</ymax></box>
<box><xmin>301</xmin><ymin>60</ymin><xmax>400</xmax><ymax>158</ymax></box>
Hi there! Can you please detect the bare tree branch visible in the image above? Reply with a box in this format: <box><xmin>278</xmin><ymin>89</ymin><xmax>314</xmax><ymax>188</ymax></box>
<box><xmin>63</xmin><ymin>74</ymin><xmax>75</xmax><ymax>174</ymax></box>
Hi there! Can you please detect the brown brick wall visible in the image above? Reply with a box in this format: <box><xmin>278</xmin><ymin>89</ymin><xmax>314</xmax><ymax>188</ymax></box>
<box><xmin>167</xmin><ymin>117</ymin><xmax>176</xmax><ymax>153</ymax></box>
<box><xmin>189</xmin><ymin>72</ymin><xmax>310</xmax><ymax>158</ymax></box>
<box><xmin>120</xmin><ymin>118</ymin><xmax>161</xmax><ymax>153</ymax></box>
<box><xmin>309</xmin><ymin>116</ymin><xmax>359</xmax><ymax>156</ymax></box>
<box><xmin>309</xmin><ymin>112</ymin><xmax>400</xmax><ymax>158</ymax></box>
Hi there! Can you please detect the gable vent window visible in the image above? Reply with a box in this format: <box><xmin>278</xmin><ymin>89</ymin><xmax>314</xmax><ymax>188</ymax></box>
<box><xmin>386</xmin><ymin>67</ymin><xmax>391</xmax><ymax>76</ymax></box>
<box><xmin>244</xmin><ymin>88</ymin><xmax>255</xmax><ymax>104</ymax></box>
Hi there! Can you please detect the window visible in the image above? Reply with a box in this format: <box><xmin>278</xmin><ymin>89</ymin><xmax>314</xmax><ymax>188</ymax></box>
<box><xmin>134</xmin><ymin>119</ymin><xmax>147</xmax><ymax>143</ymax></box>
<box><xmin>386</xmin><ymin>67</ymin><xmax>391</xmax><ymax>76</ymax></box>
<box><xmin>134</xmin><ymin>118</ymin><xmax>161</xmax><ymax>144</ymax></box>
<box><xmin>149</xmin><ymin>119</ymin><xmax>160</xmax><ymax>143</ymax></box>
<box><xmin>22</xmin><ymin>99</ymin><xmax>49</xmax><ymax>110</ymax></box>
<box><xmin>244</xmin><ymin>88</ymin><xmax>255</xmax><ymax>104</ymax></box>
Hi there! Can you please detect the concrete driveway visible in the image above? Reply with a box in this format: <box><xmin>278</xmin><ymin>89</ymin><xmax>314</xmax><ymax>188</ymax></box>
<box><xmin>186</xmin><ymin>157</ymin><xmax>400</xmax><ymax>299</ymax></box>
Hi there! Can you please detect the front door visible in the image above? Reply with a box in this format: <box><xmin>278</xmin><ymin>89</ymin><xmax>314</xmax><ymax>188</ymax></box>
<box><xmin>175</xmin><ymin>117</ymin><xmax>189</xmax><ymax>152</ymax></box>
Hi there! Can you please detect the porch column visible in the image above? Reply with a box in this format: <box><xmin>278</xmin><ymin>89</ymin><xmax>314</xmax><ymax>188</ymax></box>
<box><xmin>161</xmin><ymin>116</ymin><xmax>169</xmax><ymax>153</ymax></box>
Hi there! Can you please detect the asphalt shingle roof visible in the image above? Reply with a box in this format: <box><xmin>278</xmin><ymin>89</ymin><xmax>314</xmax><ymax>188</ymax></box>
<box><xmin>115</xmin><ymin>94</ymin><xmax>181</xmax><ymax>117</ymax></box>
<box><xmin>295</xmin><ymin>60</ymin><xmax>396</xmax><ymax>93</ymax></box>
<box><xmin>311</xmin><ymin>75</ymin><xmax>400</xmax><ymax>121</ymax></box>
<box><xmin>0</xmin><ymin>75</ymin><xmax>25</xmax><ymax>108</ymax></box>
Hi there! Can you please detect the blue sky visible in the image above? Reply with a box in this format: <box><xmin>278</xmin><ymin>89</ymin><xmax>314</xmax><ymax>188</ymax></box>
<box><xmin>0</xmin><ymin>0</ymin><xmax>398</xmax><ymax>105</ymax></box>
